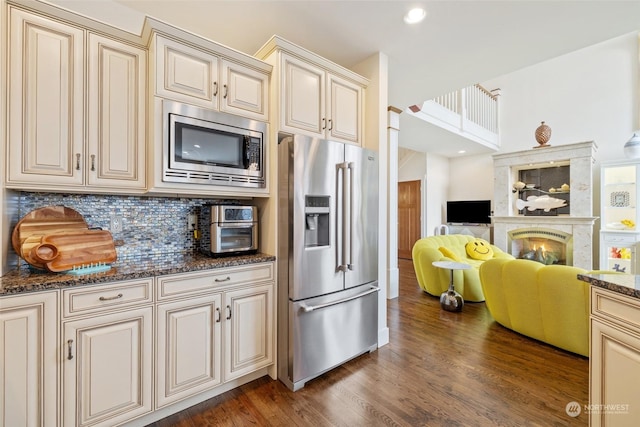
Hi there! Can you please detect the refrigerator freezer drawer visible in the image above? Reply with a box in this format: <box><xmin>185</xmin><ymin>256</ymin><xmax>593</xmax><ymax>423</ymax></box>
<box><xmin>287</xmin><ymin>284</ymin><xmax>379</xmax><ymax>391</ymax></box>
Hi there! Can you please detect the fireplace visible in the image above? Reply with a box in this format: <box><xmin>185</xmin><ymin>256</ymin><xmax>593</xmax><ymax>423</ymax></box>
<box><xmin>492</xmin><ymin>142</ymin><xmax>597</xmax><ymax>271</ymax></box>
<box><xmin>508</xmin><ymin>228</ymin><xmax>573</xmax><ymax>265</ymax></box>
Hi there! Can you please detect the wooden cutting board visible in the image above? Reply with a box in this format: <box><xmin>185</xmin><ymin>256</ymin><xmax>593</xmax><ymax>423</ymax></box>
<box><xmin>12</xmin><ymin>206</ymin><xmax>88</xmax><ymax>255</ymax></box>
<box><xmin>39</xmin><ymin>230</ymin><xmax>117</xmax><ymax>272</ymax></box>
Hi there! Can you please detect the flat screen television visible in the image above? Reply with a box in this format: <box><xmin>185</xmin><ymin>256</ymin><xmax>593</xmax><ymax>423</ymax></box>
<box><xmin>446</xmin><ymin>200</ymin><xmax>492</xmax><ymax>224</ymax></box>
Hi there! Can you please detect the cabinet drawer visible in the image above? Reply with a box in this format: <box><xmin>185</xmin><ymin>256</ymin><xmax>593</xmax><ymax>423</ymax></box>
<box><xmin>157</xmin><ymin>262</ymin><xmax>274</xmax><ymax>300</ymax></box>
<box><xmin>592</xmin><ymin>287</ymin><xmax>640</xmax><ymax>333</ymax></box>
<box><xmin>63</xmin><ymin>278</ymin><xmax>154</xmax><ymax>317</ymax></box>
<box><xmin>601</xmin><ymin>232</ymin><xmax>638</xmax><ymax>244</ymax></box>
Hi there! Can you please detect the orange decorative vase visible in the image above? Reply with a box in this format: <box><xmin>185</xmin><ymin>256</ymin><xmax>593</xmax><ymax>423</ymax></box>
<box><xmin>535</xmin><ymin>121</ymin><xmax>551</xmax><ymax>147</ymax></box>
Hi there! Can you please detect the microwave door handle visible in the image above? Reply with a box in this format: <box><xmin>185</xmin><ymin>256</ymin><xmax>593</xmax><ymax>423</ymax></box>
<box><xmin>216</xmin><ymin>223</ymin><xmax>255</xmax><ymax>228</ymax></box>
<box><xmin>243</xmin><ymin>136</ymin><xmax>251</xmax><ymax>169</ymax></box>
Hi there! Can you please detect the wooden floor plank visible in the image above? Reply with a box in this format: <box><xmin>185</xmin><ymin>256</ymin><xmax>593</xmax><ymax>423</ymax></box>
<box><xmin>146</xmin><ymin>259</ymin><xmax>588</xmax><ymax>426</ymax></box>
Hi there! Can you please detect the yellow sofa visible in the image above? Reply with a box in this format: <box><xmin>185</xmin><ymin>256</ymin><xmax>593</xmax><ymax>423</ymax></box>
<box><xmin>412</xmin><ymin>234</ymin><xmax>514</xmax><ymax>302</ymax></box>
<box><xmin>479</xmin><ymin>258</ymin><xmax>589</xmax><ymax>357</ymax></box>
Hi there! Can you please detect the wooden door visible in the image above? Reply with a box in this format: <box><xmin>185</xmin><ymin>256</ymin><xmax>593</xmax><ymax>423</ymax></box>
<box><xmin>398</xmin><ymin>180</ymin><xmax>421</xmax><ymax>259</ymax></box>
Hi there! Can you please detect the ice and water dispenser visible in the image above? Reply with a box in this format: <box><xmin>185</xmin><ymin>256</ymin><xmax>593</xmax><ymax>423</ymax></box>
<box><xmin>304</xmin><ymin>196</ymin><xmax>330</xmax><ymax>247</ymax></box>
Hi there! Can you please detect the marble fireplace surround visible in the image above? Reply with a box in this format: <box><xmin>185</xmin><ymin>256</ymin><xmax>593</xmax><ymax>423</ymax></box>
<box><xmin>492</xmin><ymin>141</ymin><xmax>598</xmax><ymax>270</ymax></box>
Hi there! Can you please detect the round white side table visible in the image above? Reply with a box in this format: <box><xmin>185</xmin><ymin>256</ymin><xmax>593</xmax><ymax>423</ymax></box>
<box><xmin>432</xmin><ymin>260</ymin><xmax>471</xmax><ymax>312</ymax></box>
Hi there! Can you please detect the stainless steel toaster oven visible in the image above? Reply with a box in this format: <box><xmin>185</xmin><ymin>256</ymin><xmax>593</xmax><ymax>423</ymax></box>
<box><xmin>204</xmin><ymin>205</ymin><xmax>258</xmax><ymax>255</ymax></box>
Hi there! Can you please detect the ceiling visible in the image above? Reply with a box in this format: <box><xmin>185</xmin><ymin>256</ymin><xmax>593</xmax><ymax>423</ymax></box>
<box><xmin>51</xmin><ymin>0</ymin><xmax>640</xmax><ymax>157</ymax></box>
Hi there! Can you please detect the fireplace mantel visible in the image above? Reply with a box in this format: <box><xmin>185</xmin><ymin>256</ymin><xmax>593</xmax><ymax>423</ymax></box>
<box><xmin>492</xmin><ymin>141</ymin><xmax>598</xmax><ymax>270</ymax></box>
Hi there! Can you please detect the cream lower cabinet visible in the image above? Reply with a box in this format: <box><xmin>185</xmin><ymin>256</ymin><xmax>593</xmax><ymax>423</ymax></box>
<box><xmin>0</xmin><ymin>291</ymin><xmax>58</xmax><ymax>427</ymax></box>
<box><xmin>155</xmin><ymin>263</ymin><xmax>274</xmax><ymax>407</ymax></box>
<box><xmin>7</xmin><ymin>6</ymin><xmax>146</xmax><ymax>193</ymax></box>
<box><xmin>590</xmin><ymin>287</ymin><xmax>640</xmax><ymax>426</ymax></box>
<box><xmin>62</xmin><ymin>279</ymin><xmax>154</xmax><ymax>427</ymax></box>
<box><xmin>155</xmin><ymin>294</ymin><xmax>223</xmax><ymax>408</ymax></box>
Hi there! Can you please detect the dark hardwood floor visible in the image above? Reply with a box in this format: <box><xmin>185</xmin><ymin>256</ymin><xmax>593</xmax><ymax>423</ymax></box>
<box><xmin>147</xmin><ymin>259</ymin><xmax>588</xmax><ymax>426</ymax></box>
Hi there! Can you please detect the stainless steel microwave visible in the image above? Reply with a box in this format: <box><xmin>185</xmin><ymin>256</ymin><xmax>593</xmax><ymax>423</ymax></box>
<box><xmin>162</xmin><ymin>100</ymin><xmax>267</xmax><ymax>188</ymax></box>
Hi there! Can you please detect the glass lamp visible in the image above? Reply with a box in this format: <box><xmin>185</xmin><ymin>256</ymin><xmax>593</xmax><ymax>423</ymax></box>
<box><xmin>624</xmin><ymin>132</ymin><xmax>640</xmax><ymax>159</ymax></box>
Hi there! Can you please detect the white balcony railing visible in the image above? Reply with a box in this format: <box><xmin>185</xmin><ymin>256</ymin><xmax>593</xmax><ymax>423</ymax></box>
<box><xmin>410</xmin><ymin>84</ymin><xmax>500</xmax><ymax>150</ymax></box>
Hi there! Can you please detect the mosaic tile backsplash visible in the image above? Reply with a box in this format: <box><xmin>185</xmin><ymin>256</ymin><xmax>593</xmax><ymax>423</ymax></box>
<box><xmin>14</xmin><ymin>192</ymin><xmax>244</xmax><ymax>266</ymax></box>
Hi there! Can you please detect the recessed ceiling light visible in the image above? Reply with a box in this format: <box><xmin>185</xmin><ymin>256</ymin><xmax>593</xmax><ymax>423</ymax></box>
<box><xmin>404</xmin><ymin>8</ymin><xmax>426</xmax><ymax>24</ymax></box>
<box><xmin>458</xmin><ymin>150</ymin><xmax>466</xmax><ymax>154</ymax></box>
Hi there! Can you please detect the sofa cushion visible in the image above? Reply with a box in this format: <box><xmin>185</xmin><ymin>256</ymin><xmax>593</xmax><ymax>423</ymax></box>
<box><xmin>438</xmin><ymin>246</ymin><xmax>461</xmax><ymax>261</ymax></box>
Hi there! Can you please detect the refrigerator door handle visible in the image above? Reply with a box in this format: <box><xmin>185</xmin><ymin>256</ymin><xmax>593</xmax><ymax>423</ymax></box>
<box><xmin>299</xmin><ymin>286</ymin><xmax>380</xmax><ymax>312</ymax></box>
<box><xmin>347</xmin><ymin>161</ymin><xmax>355</xmax><ymax>271</ymax></box>
<box><xmin>337</xmin><ymin>162</ymin><xmax>349</xmax><ymax>272</ymax></box>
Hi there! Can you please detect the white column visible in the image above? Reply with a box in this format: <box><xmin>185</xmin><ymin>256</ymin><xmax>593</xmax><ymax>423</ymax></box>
<box><xmin>387</xmin><ymin>106</ymin><xmax>402</xmax><ymax>300</ymax></box>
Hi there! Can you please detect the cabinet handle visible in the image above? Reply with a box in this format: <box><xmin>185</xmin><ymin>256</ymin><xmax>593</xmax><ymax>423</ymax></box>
<box><xmin>67</xmin><ymin>339</ymin><xmax>74</xmax><ymax>360</ymax></box>
<box><xmin>99</xmin><ymin>293</ymin><xmax>123</xmax><ymax>301</ymax></box>
<box><xmin>213</xmin><ymin>81</ymin><xmax>218</xmax><ymax>96</ymax></box>
<box><xmin>216</xmin><ymin>307</ymin><xmax>221</xmax><ymax>323</ymax></box>
<box><xmin>90</xmin><ymin>154</ymin><xmax>96</xmax><ymax>172</ymax></box>
<box><xmin>223</xmin><ymin>84</ymin><xmax>228</xmax><ymax>99</ymax></box>
<box><xmin>328</xmin><ymin>119</ymin><xmax>333</xmax><ymax>131</ymax></box>
<box><xmin>75</xmin><ymin>153</ymin><xmax>81</xmax><ymax>170</ymax></box>
<box><xmin>226</xmin><ymin>305</ymin><xmax>232</xmax><ymax>320</ymax></box>
<box><xmin>322</xmin><ymin>118</ymin><xmax>326</xmax><ymax>130</ymax></box>
<box><xmin>215</xmin><ymin>276</ymin><xmax>231</xmax><ymax>283</ymax></box>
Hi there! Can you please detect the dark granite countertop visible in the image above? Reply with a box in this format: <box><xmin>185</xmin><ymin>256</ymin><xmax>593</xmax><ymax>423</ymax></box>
<box><xmin>0</xmin><ymin>252</ymin><xmax>276</xmax><ymax>296</ymax></box>
<box><xmin>577</xmin><ymin>273</ymin><xmax>640</xmax><ymax>300</ymax></box>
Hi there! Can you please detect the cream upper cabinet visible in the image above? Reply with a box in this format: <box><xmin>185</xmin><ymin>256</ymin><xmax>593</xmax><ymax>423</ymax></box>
<box><xmin>257</xmin><ymin>36</ymin><xmax>367</xmax><ymax>145</ymax></box>
<box><xmin>590</xmin><ymin>287</ymin><xmax>640</xmax><ymax>426</ymax></box>
<box><xmin>220</xmin><ymin>59</ymin><xmax>269</xmax><ymax>121</ymax></box>
<box><xmin>8</xmin><ymin>7</ymin><xmax>84</xmax><ymax>186</ymax></box>
<box><xmin>7</xmin><ymin>7</ymin><xmax>147</xmax><ymax>193</ymax></box>
<box><xmin>87</xmin><ymin>33</ymin><xmax>147</xmax><ymax>189</ymax></box>
<box><xmin>153</xmin><ymin>35</ymin><xmax>268</xmax><ymax>122</ymax></box>
<box><xmin>0</xmin><ymin>291</ymin><xmax>58</xmax><ymax>427</ymax></box>
<box><xmin>155</xmin><ymin>35</ymin><xmax>219</xmax><ymax>108</ymax></box>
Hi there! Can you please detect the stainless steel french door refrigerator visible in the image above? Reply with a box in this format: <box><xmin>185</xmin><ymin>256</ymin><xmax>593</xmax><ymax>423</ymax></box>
<box><xmin>277</xmin><ymin>134</ymin><xmax>379</xmax><ymax>391</ymax></box>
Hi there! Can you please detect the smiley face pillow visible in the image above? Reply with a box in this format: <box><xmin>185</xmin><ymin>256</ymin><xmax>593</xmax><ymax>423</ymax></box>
<box><xmin>465</xmin><ymin>238</ymin><xmax>494</xmax><ymax>261</ymax></box>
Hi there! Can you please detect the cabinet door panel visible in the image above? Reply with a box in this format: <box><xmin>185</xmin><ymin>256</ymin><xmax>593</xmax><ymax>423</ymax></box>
<box><xmin>88</xmin><ymin>34</ymin><xmax>146</xmax><ymax>189</ymax></box>
<box><xmin>591</xmin><ymin>319</ymin><xmax>640</xmax><ymax>427</ymax></box>
<box><xmin>224</xmin><ymin>284</ymin><xmax>273</xmax><ymax>380</ymax></box>
<box><xmin>8</xmin><ymin>8</ymin><xmax>84</xmax><ymax>185</ymax></box>
<box><xmin>156</xmin><ymin>295</ymin><xmax>223</xmax><ymax>407</ymax></box>
<box><xmin>221</xmin><ymin>60</ymin><xmax>268</xmax><ymax>121</ymax></box>
<box><xmin>63</xmin><ymin>307</ymin><xmax>152</xmax><ymax>427</ymax></box>
<box><xmin>282</xmin><ymin>54</ymin><xmax>324</xmax><ymax>136</ymax></box>
<box><xmin>0</xmin><ymin>292</ymin><xmax>58</xmax><ymax>427</ymax></box>
<box><xmin>156</xmin><ymin>35</ymin><xmax>218</xmax><ymax>108</ymax></box>
<box><xmin>328</xmin><ymin>74</ymin><xmax>362</xmax><ymax>144</ymax></box>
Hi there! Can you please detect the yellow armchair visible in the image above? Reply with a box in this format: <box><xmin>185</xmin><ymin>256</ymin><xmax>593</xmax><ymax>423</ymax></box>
<box><xmin>479</xmin><ymin>258</ymin><xmax>589</xmax><ymax>357</ymax></box>
<box><xmin>412</xmin><ymin>234</ymin><xmax>513</xmax><ymax>302</ymax></box>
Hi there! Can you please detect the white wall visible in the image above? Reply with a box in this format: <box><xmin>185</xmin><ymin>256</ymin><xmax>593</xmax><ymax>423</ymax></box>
<box><xmin>425</xmin><ymin>153</ymin><xmax>449</xmax><ymax>237</ymax></box>
<box><xmin>445</xmin><ymin>31</ymin><xmax>639</xmax><ymax>268</ymax></box>
<box><xmin>398</xmin><ymin>150</ymin><xmax>425</xmax><ymax>182</ymax></box>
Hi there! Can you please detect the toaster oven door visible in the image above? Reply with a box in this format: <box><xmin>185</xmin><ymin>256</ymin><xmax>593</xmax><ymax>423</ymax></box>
<box><xmin>211</xmin><ymin>222</ymin><xmax>258</xmax><ymax>253</ymax></box>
